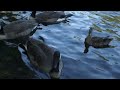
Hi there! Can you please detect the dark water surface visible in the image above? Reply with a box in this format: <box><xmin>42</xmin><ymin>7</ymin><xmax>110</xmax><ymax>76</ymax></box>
<box><xmin>0</xmin><ymin>11</ymin><xmax>120</xmax><ymax>79</ymax></box>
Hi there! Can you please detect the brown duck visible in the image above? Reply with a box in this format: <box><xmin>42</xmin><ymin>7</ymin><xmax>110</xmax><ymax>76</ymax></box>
<box><xmin>31</xmin><ymin>11</ymin><xmax>73</xmax><ymax>26</ymax></box>
<box><xmin>23</xmin><ymin>37</ymin><xmax>63</xmax><ymax>79</ymax></box>
<box><xmin>84</xmin><ymin>27</ymin><xmax>113</xmax><ymax>53</ymax></box>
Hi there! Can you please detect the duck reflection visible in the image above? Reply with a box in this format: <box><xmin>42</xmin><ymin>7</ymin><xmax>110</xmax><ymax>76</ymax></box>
<box><xmin>84</xmin><ymin>27</ymin><xmax>113</xmax><ymax>53</ymax></box>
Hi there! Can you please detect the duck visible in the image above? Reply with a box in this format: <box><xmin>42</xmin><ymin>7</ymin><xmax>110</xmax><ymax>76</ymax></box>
<box><xmin>0</xmin><ymin>11</ymin><xmax>72</xmax><ymax>42</ymax></box>
<box><xmin>31</xmin><ymin>11</ymin><xmax>73</xmax><ymax>26</ymax></box>
<box><xmin>22</xmin><ymin>37</ymin><xmax>63</xmax><ymax>79</ymax></box>
<box><xmin>84</xmin><ymin>27</ymin><xmax>113</xmax><ymax>53</ymax></box>
<box><xmin>0</xmin><ymin>12</ymin><xmax>43</xmax><ymax>45</ymax></box>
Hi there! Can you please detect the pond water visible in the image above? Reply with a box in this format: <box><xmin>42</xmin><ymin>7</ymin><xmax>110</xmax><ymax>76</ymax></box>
<box><xmin>0</xmin><ymin>11</ymin><xmax>120</xmax><ymax>79</ymax></box>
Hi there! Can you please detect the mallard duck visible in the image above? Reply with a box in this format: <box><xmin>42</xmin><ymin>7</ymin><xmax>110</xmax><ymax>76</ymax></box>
<box><xmin>84</xmin><ymin>27</ymin><xmax>113</xmax><ymax>53</ymax></box>
<box><xmin>23</xmin><ymin>37</ymin><xmax>63</xmax><ymax>79</ymax></box>
<box><xmin>31</xmin><ymin>11</ymin><xmax>73</xmax><ymax>26</ymax></box>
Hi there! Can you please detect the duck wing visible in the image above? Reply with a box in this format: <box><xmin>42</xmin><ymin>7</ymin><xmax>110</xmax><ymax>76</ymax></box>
<box><xmin>28</xmin><ymin>38</ymin><xmax>54</xmax><ymax>71</ymax></box>
<box><xmin>3</xmin><ymin>20</ymin><xmax>37</xmax><ymax>38</ymax></box>
<box><xmin>91</xmin><ymin>36</ymin><xmax>113</xmax><ymax>48</ymax></box>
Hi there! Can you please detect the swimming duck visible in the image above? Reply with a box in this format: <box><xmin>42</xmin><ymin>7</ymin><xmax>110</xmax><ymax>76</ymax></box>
<box><xmin>31</xmin><ymin>11</ymin><xmax>73</xmax><ymax>26</ymax></box>
<box><xmin>84</xmin><ymin>27</ymin><xmax>113</xmax><ymax>53</ymax></box>
<box><xmin>23</xmin><ymin>37</ymin><xmax>63</xmax><ymax>79</ymax></box>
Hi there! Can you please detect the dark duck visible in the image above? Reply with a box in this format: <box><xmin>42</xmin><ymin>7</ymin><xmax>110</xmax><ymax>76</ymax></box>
<box><xmin>0</xmin><ymin>12</ymin><xmax>43</xmax><ymax>45</ymax></box>
<box><xmin>21</xmin><ymin>37</ymin><xmax>63</xmax><ymax>79</ymax></box>
<box><xmin>84</xmin><ymin>27</ymin><xmax>113</xmax><ymax>53</ymax></box>
<box><xmin>31</xmin><ymin>11</ymin><xmax>73</xmax><ymax>26</ymax></box>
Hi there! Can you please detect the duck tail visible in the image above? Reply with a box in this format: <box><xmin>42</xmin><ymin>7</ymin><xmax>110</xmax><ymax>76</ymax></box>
<box><xmin>104</xmin><ymin>37</ymin><xmax>113</xmax><ymax>43</ymax></box>
<box><xmin>101</xmin><ymin>38</ymin><xmax>113</xmax><ymax>46</ymax></box>
<box><xmin>106</xmin><ymin>36</ymin><xmax>113</xmax><ymax>40</ymax></box>
<box><xmin>107</xmin><ymin>38</ymin><xmax>113</xmax><ymax>43</ymax></box>
<box><xmin>109</xmin><ymin>38</ymin><xmax>113</xmax><ymax>41</ymax></box>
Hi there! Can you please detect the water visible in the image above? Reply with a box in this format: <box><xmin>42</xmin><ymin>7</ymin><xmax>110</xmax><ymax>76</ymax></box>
<box><xmin>0</xmin><ymin>11</ymin><xmax>120</xmax><ymax>79</ymax></box>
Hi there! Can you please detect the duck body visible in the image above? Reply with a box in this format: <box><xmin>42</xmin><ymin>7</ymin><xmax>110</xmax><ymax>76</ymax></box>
<box><xmin>0</xmin><ymin>19</ymin><xmax>38</xmax><ymax>44</ymax></box>
<box><xmin>85</xmin><ymin>36</ymin><xmax>113</xmax><ymax>48</ymax></box>
<box><xmin>25</xmin><ymin>38</ymin><xmax>63</xmax><ymax>79</ymax></box>
<box><xmin>32</xmin><ymin>11</ymin><xmax>72</xmax><ymax>25</ymax></box>
<box><xmin>27</xmin><ymin>38</ymin><xmax>54</xmax><ymax>72</ymax></box>
<box><xmin>84</xmin><ymin>27</ymin><xmax>113</xmax><ymax>53</ymax></box>
<box><xmin>3</xmin><ymin>19</ymin><xmax>37</xmax><ymax>39</ymax></box>
<box><xmin>35</xmin><ymin>11</ymin><xmax>63</xmax><ymax>25</ymax></box>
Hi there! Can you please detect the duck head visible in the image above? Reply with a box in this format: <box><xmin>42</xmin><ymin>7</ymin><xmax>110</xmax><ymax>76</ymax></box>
<box><xmin>84</xmin><ymin>27</ymin><xmax>93</xmax><ymax>43</ymax></box>
<box><xmin>30</xmin><ymin>11</ymin><xmax>43</xmax><ymax>24</ymax></box>
<box><xmin>84</xmin><ymin>27</ymin><xmax>93</xmax><ymax>53</ymax></box>
<box><xmin>49</xmin><ymin>51</ymin><xmax>62</xmax><ymax>79</ymax></box>
<box><xmin>29</xmin><ymin>11</ymin><xmax>37</xmax><ymax>20</ymax></box>
<box><xmin>88</xmin><ymin>27</ymin><xmax>93</xmax><ymax>35</ymax></box>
